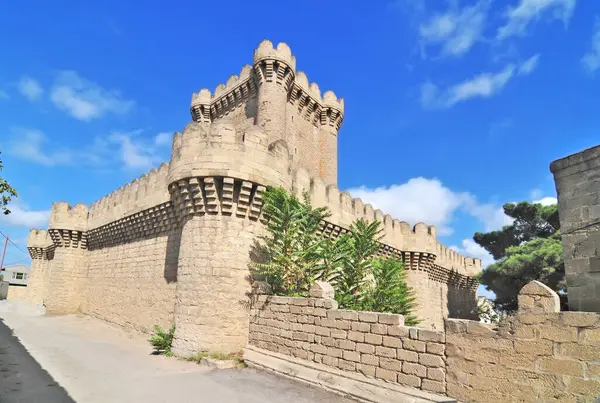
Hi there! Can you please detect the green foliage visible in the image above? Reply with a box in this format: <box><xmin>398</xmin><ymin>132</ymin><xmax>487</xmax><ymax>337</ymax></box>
<box><xmin>251</xmin><ymin>186</ymin><xmax>330</xmax><ymax>296</ymax></box>
<box><xmin>253</xmin><ymin>188</ymin><xmax>419</xmax><ymax>323</ymax></box>
<box><xmin>366</xmin><ymin>258</ymin><xmax>419</xmax><ymax>326</ymax></box>
<box><xmin>149</xmin><ymin>324</ymin><xmax>176</xmax><ymax>356</ymax></box>
<box><xmin>474</xmin><ymin>202</ymin><xmax>564</xmax><ymax>312</ymax></box>
<box><xmin>0</xmin><ymin>152</ymin><xmax>18</xmax><ymax>215</ymax></box>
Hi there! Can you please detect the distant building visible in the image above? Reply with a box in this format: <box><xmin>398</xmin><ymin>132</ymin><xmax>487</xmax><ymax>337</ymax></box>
<box><xmin>1</xmin><ymin>264</ymin><xmax>30</xmax><ymax>286</ymax></box>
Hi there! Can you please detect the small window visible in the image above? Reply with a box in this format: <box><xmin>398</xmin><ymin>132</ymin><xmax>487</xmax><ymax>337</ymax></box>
<box><xmin>16</xmin><ymin>273</ymin><xmax>24</xmax><ymax>280</ymax></box>
<box><xmin>12</xmin><ymin>272</ymin><xmax>17</xmax><ymax>279</ymax></box>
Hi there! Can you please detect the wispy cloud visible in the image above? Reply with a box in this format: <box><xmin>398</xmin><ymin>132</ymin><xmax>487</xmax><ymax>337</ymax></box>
<box><xmin>497</xmin><ymin>0</ymin><xmax>576</xmax><ymax>40</ymax></box>
<box><xmin>420</xmin><ymin>56</ymin><xmax>539</xmax><ymax>109</ymax></box>
<box><xmin>50</xmin><ymin>71</ymin><xmax>135</xmax><ymax>121</ymax></box>
<box><xmin>582</xmin><ymin>18</ymin><xmax>600</xmax><ymax>73</ymax></box>
<box><xmin>419</xmin><ymin>0</ymin><xmax>490</xmax><ymax>58</ymax></box>
<box><xmin>0</xmin><ymin>201</ymin><xmax>50</xmax><ymax>228</ymax></box>
<box><xmin>18</xmin><ymin>76</ymin><xmax>43</xmax><ymax>101</ymax></box>
<box><xmin>8</xmin><ymin>127</ymin><xmax>170</xmax><ymax>172</ymax></box>
<box><xmin>518</xmin><ymin>53</ymin><xmax>540</xmax><ymax>75</ymax></box>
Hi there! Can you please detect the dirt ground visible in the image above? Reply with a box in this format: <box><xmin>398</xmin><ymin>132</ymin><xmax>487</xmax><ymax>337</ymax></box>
<box><xmin>0</xmin><ymin>300</ymin><xmax>356</xmax><ymax>403</ymax></box>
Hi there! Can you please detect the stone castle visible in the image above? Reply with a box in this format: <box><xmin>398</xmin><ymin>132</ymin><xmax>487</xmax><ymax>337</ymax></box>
<box><xmin>24</xmin><ymin>40</ymin><xmax>481</xmax><ymax>357</ymax></box>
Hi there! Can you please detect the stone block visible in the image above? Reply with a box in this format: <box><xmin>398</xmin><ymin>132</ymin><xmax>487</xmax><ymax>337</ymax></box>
<box><xmin>327</xmin><ymin>347</ymin><xmax>343</xmax><ymax>358</ymax></box>
<box><xmin>396</xmin><ymin>349</ymin><xmax>419</xmax><ymax>363</ymax></box>
<box><xmin>358</xmin><ymin>312</ymin><xmax>378</xmax><ymax>323</ymax></box>
<box><xmin>315</xmin><ymin>326</ymin><xmax>330</xmax><ymax>336</ymax></box>
<box><xmin>426</xmin><ymin>342</ymin><xmax>445</xmax><ymax>356</ymax></box>
<box><xmin>356</xmin><ymin>363</ymin><xmax>376</xmax><ymax>377</ymax></box>
<box><xmin>564</xmin><ymin>377</ymin><xmax>600</xmax><ymax>396</ymax></box>
<box><xmin>343</xmin><ymin>350</ymin><xmax>361</xmax><ymax>363</ymax></box>
<box><xmin>348</xmin><ymin>331</ymin><xmax>364</xmax><ymax>342</ymax></box>
<box><xmin>309</xmin><ymin>281</ymin><xmax>334</xmax><ymax>299</ymax></box>
<box><xmin>375</xmin><ymin>346</ymin><xmax>396</xmax><ymax>358</ymax></box>
<box><xmin>334</xmin><ymin>320</ymin><xmax>351</xmax><ymax>330</ymax></box>
<box><xmin>514</xmin><ymin>339</ymin><xmax>553</xmax><ymax>355</ymax></box>
<box><xmin>364</xmin><ymin>333</ymin><xmax>382</xmax><ymax>345</ymax></box>
<box><xmin>537</xmin><ymin>325</ymin><xmax>578</xmax><ymax>342</ymax></box>
<box><xmin>337</xmin><ymin>339</ymin><xmax>356</xmax><ymax>351</ymax></box>
<box><xmin>402</xmin><ymin>362</ymin><xmax>426</xmax><ymax>377</ymax></box>
<box><xmin>361</xmin><ymin>354</ymin><xmax>379</xmax><ymax>366</ymax></box>
<box><xmin>351</xmin><ymin>322</ymin><xmax>371</xmax><ymax>332</ymax></box>
<box><xmin>330</xmin><ymin>328</ymin><xmax>347</xmax><ymax>339</ymax></box>
<box><xmin>403</xmin><ymin>339</ymin><xmax>426</xmax><ymax>353</ymax></box>
<box><xmin>387</xmin><ymin>326</ymin><xmax>409</xmax><ymax>337</ymax></box>
<box><xmin>337</xmin><ymin>359</ymin><xmax>356</xmax><ymax>372</ymax></box>
<box><xmin>375</xmin><ymin>367</ymin><xmax>397</xmax><ymax>382</ymax></box>
<box><xmin>419</xmin><ymin>353</ymin><xmax>444</xmax><ymax>368</ymax></box>
<box><xmin>498</xmin><ymin>353</ymin><xmax>537</xmax><ymax>371</ymax></box>
<box><xmin>310</xmin><ymin>343</ymin><xmax>328</xmax><ymax>355</ymax></box>
<box><xmin>370</xmin><ymin>324</ymin><xmax>388</xmax><ymax>335</ymax></box>
<box><xmin>378</xmin><ymin>313</ymin><xmax>404</xmax><ymax>326</ymax></box>
<box><xmin>559</xmin><ymin>312</ymin><xmax>600</xmax><ymax>327</ymax></box>
<box><xmin>580</xmin><ymin>328</ymin><xmax>600</xmax><ymax>344</ymax></box>
<box><xmin>382</xmin><ymin>336</ymin><xmax>402</xmax><ymax>348</ymax></box>
<box><xmin>588</xmin><ymin>362</ymin><xmax>600</xmax><ymax>378</ymax></box>
<box><xmin>427</xmin><ymin>367</ymin><xmax>445</xmax><ymax>381</ymax></box>
<box><xmin>417</xmin><ymin>329</ymin><xmax>445</xmax><ymax>343</ymax></box>
<box><xmin>397</xmin><ymin>373</ymin><xmax>421</xmax><ymax>388</ymax></box>
<box><xmin>559</xmin><ymin>343</ymin><xmax>600</xmax><ymax>360</ymax></box>
<box><xmin>421</xmin><ymin>379</ymin><xmax>445</xmax><ymax>394</ymax></box>
<box><xmin>539</xmin><ymin>357</ymin><xmax>584</xmax><ymax>377</ymax></box>
<box><xmin>379</xmin><ymin>357</ymin><xmax>402</xmax><ymax>372</ymax></box>
<box><xmin>356</xmin><ymin>343</ymin><xmax>374</xmax><ymax>354</ymax></box>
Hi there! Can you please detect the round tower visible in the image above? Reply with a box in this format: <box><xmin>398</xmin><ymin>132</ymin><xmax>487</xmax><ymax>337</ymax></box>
<box><xmin>168</xmin><ymin>118</ymin><xmax>290</xmax><ymax>356</ymax></box>
<box><xmin>319</xmin><ymin>91</ymin><xmax>344</xmax><ymax>186</ymax></box>
<box><xmin>253</xmin><ymin>40</ymin><xmax>296</xmax><ymax>144</ymax></box>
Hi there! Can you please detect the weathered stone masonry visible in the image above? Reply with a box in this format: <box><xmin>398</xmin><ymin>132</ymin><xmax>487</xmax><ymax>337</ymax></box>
<box><xmin>24</xmin><ymin>40</ymin><xmax>481</xmax><ymax>355</ymax></box>
<box><xmin>246</xmin><ymin>281</ymin><xmax>600</xmax><ymax>403</ymax></box>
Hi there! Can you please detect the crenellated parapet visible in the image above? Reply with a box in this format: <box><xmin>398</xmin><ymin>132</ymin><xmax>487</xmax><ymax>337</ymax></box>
<box><xmin>27</xmin><ymin>229</ymin><xmax>55</xmax><ymax>260</ymax></box>
<box><xmin>88</xmin><ymin>163</ymin><xmax>171</xmax><ymax>229</ymax></box>
<box><xmin>48</xmin><ymin>202</ymin><xmax>89</xmax><ymax>249</ymax></box>
<box><xmin>253</xmin><ymin>41</ymin><xmax>296</xmax><ymax>91</ymax></box>
<box><xmin>290</xmin><ymin>167</ymin><xmax>481</xmax><ymax>280</ymax></box>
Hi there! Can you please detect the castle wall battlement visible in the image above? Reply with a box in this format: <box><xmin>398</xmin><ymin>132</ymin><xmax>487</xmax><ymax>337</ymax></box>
<box><xmin>88</xmin><ymin>163</ymin><xmax>171</xmax><ymax>229</ymax></box>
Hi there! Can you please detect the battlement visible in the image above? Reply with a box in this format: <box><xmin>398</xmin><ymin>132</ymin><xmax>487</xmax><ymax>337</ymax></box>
<box><xmin>253</xmin><ymin>40</ymin><xmax>296</xmax><ymax>70</ymax></box>
<box><xmin>27</xmin><ymin>229</ymin><xmax>53</xmax><ymax>249</ymax></box>
<box><xmin>88</xmin><ymin>163</ymin><xmax>171</xmax><ymax>229</ymax></box>
<box><xmin>49</xmin><ymin>202</ymin><xmax>89</xmax><ymax>232</ymax></box>
<box><xmin>290</xmin><ymin>167</ymin><xmax>481</xmax><ymax>276</ymax></box>
<box><xmin>168</xmin><ymin>120</ymin><xmax>290</xmax><ymax>190</ymax></box>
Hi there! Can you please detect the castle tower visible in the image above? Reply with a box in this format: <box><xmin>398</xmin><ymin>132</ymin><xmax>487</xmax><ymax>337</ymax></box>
<box><xmin>319</xmin><ymin>92</ymin><xmax>344</xmax><ymax>186</ymax></box>
<box><xmin>168</xmin><ymin>118</ymin><xmax>290</xmax><ymax>356</ymax></box>
<box><xmin>45</xmin><ymin>202</ymin><xmax>89</xmax><ymax>314</ymax></box>
<box><xmin>26</xmin><ymin>229</ymin><xmax>55</xmax><ymax>305</ymax></box>
<box><xmin>253</xmin><ymin>40</ymin><xmax>296</xmax><ymax>145</ymax></box>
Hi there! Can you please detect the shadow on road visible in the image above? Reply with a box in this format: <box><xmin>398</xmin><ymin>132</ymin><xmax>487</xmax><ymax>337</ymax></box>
<box><xmin>0</xmin><ymin>318</ymin><xmax>74</xmax><ymax>403</ymax></box>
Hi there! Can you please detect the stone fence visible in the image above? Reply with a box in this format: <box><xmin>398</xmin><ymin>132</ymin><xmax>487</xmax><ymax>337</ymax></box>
<box><xmin>245</xmin><ymin>281</ymin><xmax>600</xmax><ymax>403</ymax></box>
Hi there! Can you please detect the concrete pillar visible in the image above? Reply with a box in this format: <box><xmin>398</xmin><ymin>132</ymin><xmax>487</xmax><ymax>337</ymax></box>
<box><xmin>551</xmin><ymin>144</ymin><xmax>600</xmax><ymax>312</ymax></box>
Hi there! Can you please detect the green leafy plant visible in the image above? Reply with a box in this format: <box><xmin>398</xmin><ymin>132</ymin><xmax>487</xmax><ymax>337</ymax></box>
<box><xmin>251</xmin><ymin>186</ymin><xmax>329</xmax><ymax>296</ymax></box>
<box><xmin>366</xmin><ymin>258</ymin><xmax>419</xmax><ymax>326</ymax></box>
<box><xmin>149</xmin><ymin>324</ymin><xmax>176</xmax><ymax>356</ymax></box>
<box><xmin>0</xmin><ymin>152</ymin><xmax>18</xmax><ymax>215</ymax></box>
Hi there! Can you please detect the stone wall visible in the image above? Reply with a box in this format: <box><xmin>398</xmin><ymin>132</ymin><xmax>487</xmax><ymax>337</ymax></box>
<box><xmin>248</xmin><ymin>283</ymin><xmax>448</xmax><ymax>395</ymax></box>
<box><xmin>247</xmin><ymin>281</ymin><xmax>600</xmax><ymax>403</ymax></box>
<box><xmin>7</xmin><ymin>285</ymin><xmax>28</xmax><ymax>301</ymax></box>
<box><xmin>551</xmin><ymin>144</ymin><xmax>600</xmax><ymax>312</ymax></box>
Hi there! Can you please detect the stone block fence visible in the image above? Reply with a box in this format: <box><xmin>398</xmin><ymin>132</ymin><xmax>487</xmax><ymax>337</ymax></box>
<box><xmin>245</xmin><ymin>281</ymin><xmax>600</xmax><ymax>403</ymax></box>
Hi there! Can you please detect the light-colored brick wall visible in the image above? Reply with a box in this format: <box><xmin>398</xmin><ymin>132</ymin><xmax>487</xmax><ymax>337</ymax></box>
<box><xmin>7</xmin><ymin>285</ymin><xmax>28</xmax><ymax>301</ymax></box>
<box><xmin>44</xmin><ymin>244</ymin><xmax>87</xmax><ymax>314</ymax></box>
<box><xmin>446</xmin><ymin>281</ymin><xmax>600</xmax><ymax>403</ymax></box>
<box><xmin>248</xmin><ymin>290</ymin><xmax>448</xmax><ymax>395</ymax></box>
<box><xmin>26</xmin><ymin>257</ymin><xmax>51</xmax><ymax>305</ymax></box>
<box><xmin>81</xmin><ymin>231</ymin><xmax>179</xmax><ymax>333</ymax></box>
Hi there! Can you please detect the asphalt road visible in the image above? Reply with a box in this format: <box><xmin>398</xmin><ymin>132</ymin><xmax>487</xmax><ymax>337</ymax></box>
<box><xmin>0</xmin><ymin>318</ymin><xmax>74</xmax><ymax>403</ymax></box>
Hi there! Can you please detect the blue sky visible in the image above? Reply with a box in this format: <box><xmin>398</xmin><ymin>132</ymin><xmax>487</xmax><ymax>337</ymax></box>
<box><xmin>1</xmin><ymin>0</ymin><xmax>599</xmax><ymax>298</ymax></box>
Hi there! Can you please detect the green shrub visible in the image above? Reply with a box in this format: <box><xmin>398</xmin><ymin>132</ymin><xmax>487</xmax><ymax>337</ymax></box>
<box><xmin>149</xmin><ymin>324</ymin><xmax>175</xmax><ymax>356</ymax></box>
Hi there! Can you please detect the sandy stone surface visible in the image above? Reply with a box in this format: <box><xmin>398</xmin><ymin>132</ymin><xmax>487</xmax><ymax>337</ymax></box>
<box><xmin>0</xmin><ymin>300</ymin><xmax>356</xmax><ymax>403</ymax></box>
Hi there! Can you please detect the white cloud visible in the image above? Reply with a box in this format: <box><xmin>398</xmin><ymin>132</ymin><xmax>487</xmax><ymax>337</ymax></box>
<box><xmin>50</xmin><ymin>71</ymin><xmax>135</xmax><ymax>121</ymax></box>
<box><xmin>421</xmin><ymin>64</ymin><xmax>515</xmax><ymax>109</ymax></box>
<box><xmin>534</xmin><ymin>196</ymin><xmax>558</xmax><ymax>206</ymax></box>
<box><xmin>347</xmin><ymin>177</ymin><xmax>512</xmax><ymax>237</ymax></box>
<box><xmin>582</xmin><ymin>18</ymin><xmax>600</xmax><ymax>73</ymax></box>
<box><xmin>419</xmin><ymin>0</ymin><xmax>489</xmax><ymax>57</ymax></box>
<box><xmin>450</xmin><ymin>239</ymin><xmax>495</xmax><ymax>268</ymax></box>
<box><xmin>9</xmin><ymin>128</ymin><xmax>73</xmax><ymax>166</ymax></box>
<box><xmin>518</xmin><ymin>53</ymin><xmax>540</xmax><ymax>75</ymax></box>
<box><xmin>8</xmin><ymin>127</ymin><xmax>171</xmax><ymax>172</ymax></box>
<box><xmin>421</xmin><ymin>57</ymin><xmax>540</xmax><ymax>109</ymax></box>
<box><xmin>18</xmin><ymin>76</ymin><xmax>43</xmax><ymax>101</ymax></box>
<box><xmin>0</xmin><ymin>202</ymin><xmax>50</xmax><ymax>228</ymax></box>
<box><xmin>348</xmin><ymin>178</ymin><xmax>471</xmax><ymax>236</ymax></box>
<box><xmin>497</xmin><ymin>0</ymin><xmax>576</xmax><ymax>40</ymax></box>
